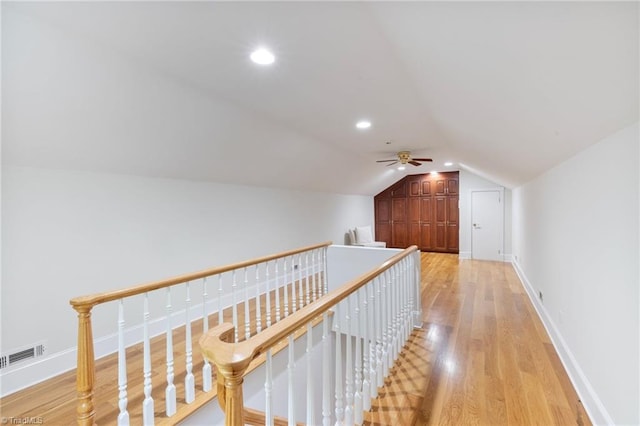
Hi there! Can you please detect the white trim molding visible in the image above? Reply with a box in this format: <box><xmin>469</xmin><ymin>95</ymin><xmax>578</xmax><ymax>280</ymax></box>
<box><xmin>510</xmin><ymin>258</ymin><xmax>614</xmax><ymax>426</ymax></box>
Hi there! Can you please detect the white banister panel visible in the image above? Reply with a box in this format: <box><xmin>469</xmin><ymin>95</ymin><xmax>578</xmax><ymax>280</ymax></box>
<box><xmin>287</xmin><ymin>334</ymin><xmax>296</xmax><ymax>426</ymax></box>
<box><xmin>184</xmin><ymin>282</ymin><xmax>195</xmax><ymax>404</ymax></box>
<box><xmin>322</xmin><ymin>312</ymin><xmax>332</xmax><ymax>426</ymax></box>
<box><xmin>201</xmin><ymin>279</ymin><xmax>212</xmax><ymax>393</ymax></box>
<box><xmin>165</xmin><ymin>289</ymin><xmax>177</xmax><ymax>417</ymax></box>
<box><xmin>344</xmin><ymin>295</ymin><xmax>354</xmax><ymax>426</ymax></box>
<box><xmin>117</xmin><ymin>300</ymin><xmax>130</xmax><ymax>426</ymax></box>
<box><xmin>142</xmin><ymin>293</ymin><xmax>154</xmax><ymax>426</ymax></box>
<box><xmin>354</xmin><ymin>289</ymin><xmax>363</xmax><ymax>426</ymax></box>
<box><xmin>306</xmin><ymin>322</ymin><xmax>315</xmax><ymax>426</ymax></box>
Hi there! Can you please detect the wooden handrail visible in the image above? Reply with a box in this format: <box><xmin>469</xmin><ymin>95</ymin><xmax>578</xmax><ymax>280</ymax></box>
<box><xmin>70</xmin><ymin>241</ymin><xmax>331</xmax><ymax>309</ymax></box>
<box><xmin>199</xmin><ymin>245</ymin><xmax>419</xmax><ymax>425</ymax></box>
<box><xmin>69</xmin><ymin>241</ymin><xmax>331</xmax><ymax>426</ymax></box>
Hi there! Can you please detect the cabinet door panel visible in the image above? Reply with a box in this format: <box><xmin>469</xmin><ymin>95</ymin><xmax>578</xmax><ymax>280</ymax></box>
<box><xmin>447</xmin><ymin>197</ymin><xmax>459</xmax><ymax>224</ymax></box>
<box><xmin>434</xmin><ymin>223</ymin><xmax>447</xmax><ymax>251</ymax></box>
<box><xmin>447</xmin><ymin>179</ymin><xmax>459</xmax><ymax>195</ymax></box>
<box><xmin>407</xmin><ymin>198</ymin><xmax>421</xmax><ymax>247</ymax></box>
<box><xmin>421</xmin><ymin>223</ymin><xmax>432</xmax><ymax>250</ymax></box>
<box><xmin>375</xmin><ymin>198</ymin><xmax>392</xmax><ymax>247</ymax></box>
<box><xmin>391</xmin><ymin>198</ymin><xmax>407</xmax><ymax>248</ymax></box>
<box><xmin>376</xmin><ymin>198</ymin><xmax>391</xmax><ymax>221</ymax></box>
<box><xmin>409</xmin><ymin>179</ymin><xmax>420</xmax><ymax>197</ymax></box>
<box><xmin>434</xmin><ymin>197</ymin><xmax>447</xmax><ymax>222</ymax></box>
<box><xmin>421</xmin><ymin>180</ymin><xmax>431</xmax><ymax>196</ymax></box>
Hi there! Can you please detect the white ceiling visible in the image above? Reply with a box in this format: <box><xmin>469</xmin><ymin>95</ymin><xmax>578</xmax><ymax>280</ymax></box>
<box><xmin>3</xmin><ymin>1</ymin><xmax>638</xmax><ymax>194</ymax></box>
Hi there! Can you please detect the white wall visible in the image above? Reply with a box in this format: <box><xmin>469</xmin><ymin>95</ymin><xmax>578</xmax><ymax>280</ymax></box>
<box><xmin>511</xmin><ymin>122</ymin><xmax>639</xmax><ymax>425</ymax></box>
<box><xmin>459</xmin><ymin>169</ymin><xmax>512</xmax><ymax>259</ymax></box>
<box><xmin>0</xmin><ymin>166</ymin><xmax>373</xmax><ymax>395</ymax></box>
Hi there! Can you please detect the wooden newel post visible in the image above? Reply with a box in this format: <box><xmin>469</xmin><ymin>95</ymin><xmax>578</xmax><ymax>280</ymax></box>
<box><xmin>73</xmin><ymin>304</ymin><xmax>96</xmax><ymax>426</ymax></box>
<box><xmin>200</xmin><ymin>323</ymin><xmax>251</xmax><ymax>426</ymax></box>
<box><xmin>219</xmin><ymin>368</ymin><xmax>246</xmax><ymax>426</ymax></box>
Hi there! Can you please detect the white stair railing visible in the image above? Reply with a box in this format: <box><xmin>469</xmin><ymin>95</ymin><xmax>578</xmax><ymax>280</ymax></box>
<box><xmin>200</xmin><ymin>245</ymin><xmax>421</xmax><ymax>426</ymax></box>
<box><xmin>70</xmin><ymin>242</ymin><xmax>330</xmax><ymax>425</ymax></box>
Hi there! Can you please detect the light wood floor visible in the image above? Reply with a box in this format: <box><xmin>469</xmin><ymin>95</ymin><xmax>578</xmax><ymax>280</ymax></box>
<box><xmin>364</xmin><ymin>253</ymin><xmax>591</xmax><ymax>426</ymax></box>
<box><xmin>1</xmin><ymin>253</ymin><xmax>590</xmax><ymax>425</ymax></box>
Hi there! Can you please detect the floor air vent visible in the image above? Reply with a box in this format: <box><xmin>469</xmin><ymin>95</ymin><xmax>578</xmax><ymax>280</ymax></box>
<box><xmin>0</xmin><ymin>342</ymin><xmax>46</xmax><ymax>370</ymax></box>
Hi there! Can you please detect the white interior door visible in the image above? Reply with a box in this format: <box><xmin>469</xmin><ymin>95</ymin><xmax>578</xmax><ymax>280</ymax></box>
<box><xmin>471</xmin><ymin>190</ymin><xmax>503</xmax><ymax>261</ymax></box>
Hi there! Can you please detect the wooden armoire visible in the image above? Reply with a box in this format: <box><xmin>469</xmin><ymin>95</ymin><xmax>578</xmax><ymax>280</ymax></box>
<box><xmin>374</xmin><ymin>171</ymin><xmax>459</xmax><ymax>253</ymax></box>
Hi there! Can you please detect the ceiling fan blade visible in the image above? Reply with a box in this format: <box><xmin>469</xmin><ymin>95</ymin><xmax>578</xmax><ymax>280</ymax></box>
<box><xmin>385</xmin><ymin>161</ymin><xmax>399</xmax><ymax>167</ymax></box>
<box><xmin>411</xmin><ymin>158</ymin><xmax>433</xmax><ymax>162</ymax></box>
<box><xmin>409</xmin><ymin>160</ymin><xmax>422</xmax><ymax>166</ymax></box>
<box><xmin>376</xmin><ymin>159</ymin><xmax>397</xmax><ymax>163</ymax></box>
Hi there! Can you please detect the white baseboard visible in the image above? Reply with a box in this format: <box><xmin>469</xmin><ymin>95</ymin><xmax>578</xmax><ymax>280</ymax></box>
<box><xmin>458</xmin><ymin>251</ymin><xmax>512</xmax><ymax>262</ymax></box>
<box><xmin>458</xmin><ymin>251</ymin><xmax>471</xmax><ymax>260</ymax></box>
<box><xmin>510</xmin><ymin>259</ymin><xmax>614</xmax><ymax>426</ymax></box>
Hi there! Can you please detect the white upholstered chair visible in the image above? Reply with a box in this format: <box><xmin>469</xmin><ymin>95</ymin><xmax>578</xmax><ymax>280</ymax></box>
<box><xmin>348</xmin><ymin>225</ymin><xmax>387</xmax><ymax>248</ymax></box>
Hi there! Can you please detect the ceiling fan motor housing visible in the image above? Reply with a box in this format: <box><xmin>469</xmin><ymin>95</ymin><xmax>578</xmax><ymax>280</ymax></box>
<box><xmin>398</xmin><ymin>151</ymin><xmax>411</xmax><ymax>164</ymax></box>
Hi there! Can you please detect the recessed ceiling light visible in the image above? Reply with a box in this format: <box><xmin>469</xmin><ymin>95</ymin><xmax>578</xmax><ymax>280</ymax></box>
<box><xmin>444</xmin><ymin>162</ymin><xmax>453</xmax><ymax>166</ymax></box>
<box><xmin>250</xmin><ymin>48</ymin><xmax>275</xmax><ymax>65</ymax></box>
<box><xmin>355</xmin><ymin>120</ymin><xmax>371</xmax><ymax>129</ymax></box>
<box><xmin>398</xmin><ymin>165</ymin><xmax>406</xmax><ymax>171</ymax></box>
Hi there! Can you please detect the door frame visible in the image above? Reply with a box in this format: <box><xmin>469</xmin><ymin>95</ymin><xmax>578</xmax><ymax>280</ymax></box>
<box><xmin>470</xmin><ymin>188</ymin><xmax>505</xmax><ymax>261</ymax></box>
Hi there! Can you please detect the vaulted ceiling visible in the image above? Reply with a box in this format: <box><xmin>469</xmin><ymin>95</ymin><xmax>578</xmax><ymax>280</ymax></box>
<box><xmin>3</xmin><ymin>2</ymin><xmax>638</xmax><ymax>195</ymax></box>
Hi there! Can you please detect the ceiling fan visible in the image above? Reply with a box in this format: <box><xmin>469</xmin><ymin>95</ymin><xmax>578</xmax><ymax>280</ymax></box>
<box><xmin>376</xmin><ymin>151</ymin><xmax>433</xmax><ymax>167</ymax></box>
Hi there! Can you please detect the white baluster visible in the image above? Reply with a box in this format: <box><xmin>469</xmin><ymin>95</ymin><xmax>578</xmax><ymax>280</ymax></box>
<box><xmin>414</xmin><ymin>252</ymin><xmax>421</xmax><ymax>327</ymax></box>
<box><xmin>323</xmin><ymin>247</ymin><xmax>329</xmax><ymax>295</ymax></box>
<box><xmin>306</xmin><ymin>322</ymin><xmax>315</xmax><ymax>425</ymax></box>
<box><xmin>288</xmin><ymin>334</ymin><xmax>296</xmax><ymax>426</ymax></box>
<box><xmin>375</xmin><ymin>276</ymin><xmax>384</xmax><ymax>389</ymax></box>
<box><xmin>399</xmin><ymin>260</ymin><xmax>407</xmax><ymax>346</ymax></box>
<box><xmin>354</xmin><ymin>289</ymin><xmax>363</xmax><ymax>425</ymax></box>
<box><xmin>265</xmin><ymin>349</ymin><xmax>274</xmax><ymax>426</ymax></box>
<box><xmin>305</xmin><ymin>252</ymin><xmax>311</xmax><ymax>306</ymax></box>
<box><xmin>362</xmin><ymin>283</ymin><xmax>371</xmax><ymax>410</ymax></box>
<box><xmin>404</xmin><ymin>258</ymin><xmax>411</xmax><ymax>342</ymax></box>
<box><xmin>399</xmin><ymin>262</ymin><xmax>406</xmax><ymax>350</ymax></box>
<box><xmin>232</xmin><ymin>270</ymin><xmax>239</xmax><ymax>342</ymax></box>
<box><xmin>322</xmin><ymin>312</ymin><xmax>332</xmax><ymax>426</ymax></box>
<box><xmin>344</xmin><ymin>296</ymin><xmax>354</xmax><ymax>425</ymax></box>
<box><xmin>312</xmin><ymin>250</ymin><xmax>318</xmax><ymax>301</ymax></box>
<box><xmin>391</xmin><ymin>266</ymin><xmax>399</xmax><ymax>362</ymax></box>
<box><xmin>379</xmin><ymin>272</ymin><xmax>388</xmax><ymax>380</ymax></box>
<box><xmin>244</xmin><ymin>267</ymin><xmax>251</xmax><ymax>340</ymax></box>
<box><xmin>275</xmin><ymin>260</ymin><xmax>282</xmax><ymax>322</ymax></box>
<box><xmin>298</xmin><ymin>253</ymin><xmax>304</xmax><ymax>308</ymax></box>
<box><xmin>265</xmin><ymin>261</ymin><xmax>272</xmax><ymax>328</ymax></box>
<box><xmin>368</xmin><ymin>280</ymin><xmax>378</xmax><ymax>399</ymax></box>
<box><xmin>185</xmin><ymin>282</ymin><xmax>195</xmax><ymax>403</ymax></box>
<box><xmin>334</xmin><ymin>304</ymin><xmax>344</xmax><ymax>426</ymax></box>
<box><xmin>142</xmin><ymin>293</ymin><xmax>154</xmax><ymax>426</ymax></box>
<box><xmin>291</xmin><ymin>257</ymin><xmax>298</xmax><ymax>313</ymax></box>
<box><xmin>165</xmin><ymin>289</ymin><xmax>176</xmax><ymax>417</ymax></box>
<box><xmin>255</xmin><ymin>264</ymin><xmax>262</xmax><ymax>333</ymax></box>
<box><xmin>117</xmin><ymin>300</ymin><xmax>129</xmax><ymax>425</ymax></box>
<box><xmin>387</xmin><ymin>269</ymin><xmax>395</xmax><ymax>370</ymax></box>
<box><xmin>218</xmin><ymin>274</ymin><xmax>224</xmax><ymax>325</ymax></box>
<box><xmin>202</xmin><ymin>278</ymin><xmax>212</xmax><ymax>392</ymax></box>
<box><xmin>284</xmin><ymin>258</ymin><xmax>290</xmax><ymax>317</ymax></box>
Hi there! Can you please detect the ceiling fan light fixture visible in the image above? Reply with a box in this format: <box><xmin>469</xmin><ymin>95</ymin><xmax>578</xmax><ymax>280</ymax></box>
<box><xmin>250</xmin><ymin>48</ymin><xmax>275</xmax><ymax>65</ymax></box>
